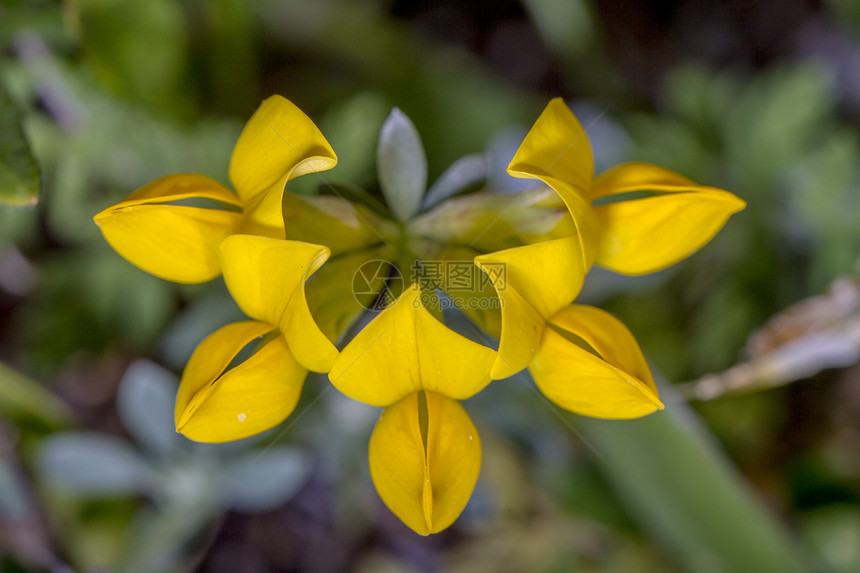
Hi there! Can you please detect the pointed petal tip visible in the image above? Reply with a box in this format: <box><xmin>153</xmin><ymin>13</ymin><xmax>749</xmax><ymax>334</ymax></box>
<box><xmin>506</xmin><ymin>98</ymin><xmax>593</xmax><ymax>191</ymax></box>
<box><xmin>230</xmin><ymin>96</ymin><xmax>336</xmax><ymax>200</ymax></box>
<box><xmin>532</xmin><ymin>305</ymin><xmax>665</xmax><ymax>419</ymax></box>
<box><xmin>174</xmin><ymin>322</ymin><xmax>307</xmax><ymax>443</ymax></box>
<box><xmin>728</xmin><ymin>194</ymin><xmax>747</xmax><ymax>212</ymax></box>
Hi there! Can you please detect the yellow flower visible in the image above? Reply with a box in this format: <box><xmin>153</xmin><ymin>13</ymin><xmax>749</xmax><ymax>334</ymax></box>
<box><xmin>93</xmin><ymin>96</ymin><xmax>336</xmax><ymax>283</ymax></box>
<box><xmin>329</xmin><ymin>284</ymin><xmax>494</xmax><ymax>534</ymax></box>
<box><xmin>465</xmin><ymin>99</ymin><xmax>746</xmax><ymax>420</ymax></box>
<box><xmin>507</xmin><ymin>97</ymin><xmax>746</xmax><ymax>276</ymax></box>
<box><xmin>174</xmin><ymin>234</ymin><xmax>338</xmax><ymax>442</ymax></box>
<box><xmin>475</xmin><ymin>98</ymin><xmax>746</xmax><ymax>382</ymax></box>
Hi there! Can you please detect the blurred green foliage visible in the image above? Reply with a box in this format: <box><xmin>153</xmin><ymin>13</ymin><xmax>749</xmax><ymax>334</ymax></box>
<box><xmin>0</xmin><ymin>84</ymin><xmax>40</xmax><ymax>206</ymax></box>
<box><xmin>35</xmin><ymin>361</ymin><xmax>310</xmax><ymax>572</ymax></box>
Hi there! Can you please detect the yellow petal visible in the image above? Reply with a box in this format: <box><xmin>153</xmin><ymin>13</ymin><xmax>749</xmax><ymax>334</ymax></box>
<box><xmin>175</xmin><ymin>321</ymin><xmax>307</xmax><ymax>442</ymax></box>
<box><xmin>551</xmin><ymin>304</ymin><xmax>658</xmax><ymax>393</ymax></box>
<box><xmin>508</xmin><ymin>98</ymin><xmax>593</xmax><ymax>192</ymax></box>
<box><xmin>506</xmin><ymin>99</ymin><xmax>602</xmax><ymax>269</ymax></box>
<box><xmin>529</xmin><ymin>305</ymin><xmax>663</xmax><ymax>418</ymax></box>
<box><xmin>368</xmin><ymin>391</ymin><xmax>481</xmax><ymax>535</ymax></box>
<box><xmin>93</xmin><ymin>174</ymin><xmax>243</xmax><ymax>283</ymax></box>
<box><xmin>591</xmin><ymin>163</ymin><xmax>746</xmax><ymax>275</ymax></box>
<box><xmin>101</xmin><ymin>173</ymin><xmax>243</xmax><ymax>207</ymax></box>
<box><xmin>543</xmin><ymin>176</ymin><xmax>603</xmax><ymax>269</ymax></box>
<box><xmin>329</xmin><ymin>284</ymin><xmax>495</xmax><ymax>406</ymax></box>
<box><xmin>474</xmin><ymin>236</ymin><xmax>586</xmax><ymax>379</ymax></box>
<box><xmin>238</xmin><ymin>176</ymin><xmax>289</xmax><ymax>240</ymax></box>
<box><xmin>219</xmin><ymin>235</ymin><xmax>337</xmax><ymax>373</ymax></box>
<box><xmin>590</xmin><ymin>161</ymin><xmax>717</xmax><ymax>199</ymax></box>
<box><xmin>229</xmin><ymin>95</ymin><xmax>337</xmax><ymax>201</ymax></box>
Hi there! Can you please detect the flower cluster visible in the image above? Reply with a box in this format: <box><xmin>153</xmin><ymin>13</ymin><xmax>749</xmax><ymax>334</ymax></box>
<box><xmin>94</xmin><ymin>96</ymin><xmax>744</xmax><ymax>534</ymax></box>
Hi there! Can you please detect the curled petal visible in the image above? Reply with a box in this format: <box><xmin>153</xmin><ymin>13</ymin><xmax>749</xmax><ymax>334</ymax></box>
<box><xmin>329</xmin><ymin>284</ymin><xmax>495</xmax><ymax>406</ymax></box>
<box><xmin>369</xmin><ymin>392</ymin><xmax>481</xmax><ymax>535</ymax></box>
<box><xmin>175</xmin><ymin>321</ymin><xmax>307</xmax><ymax>442</ymax></box>
<box><xmin>507</xmin><ymin>99</ymin><xmax>602</xmax><ymax>269</ymax></box>
<box><xmin>220</xmin><ymin>235</ymin><xmax>337</xmax><ymax>373</ymax></box>
<box><xmin>475</xmin><ymin>236</ymin><xmax>585</xmax><ymax>379</ymax></box>
<box><xmin>591</xmin><ymin>163</ymin><xmax>746</xmax><ymax>275</ymax></box>
<box><xmin>530</xmin><ymin>305</ymin><xmax>663</xmax><ymax>419</ymax></box>
<box><xmin>93</xmin><ymin>174</ymin><xmax>243</xmax><ymax>283</ymax></box>
<box><xmin>542</xmin><ymin>176</ymin><xmax>602</xmax><ymax>269</ymax></box>
<box><xmin>239</xmin><ymin>176</ymin><xmax>290</xmax><ymax>240</ymax></box>
<box><xmin>101</xmin><ymin>173</ymin><xmax>243</xmax><ymax>207</ymax></box>
<box><xmin>229</xmin><ymin>95</ymin><xmax>337</xmax><ymax>201</ymax></box>
<box><xmin>508</xmin><ymin>97</ymin><xmax>594</xmax><ymax>193</ymax></box>
<box><xmin>591</xmin><ymin>161</ymin><xmax>724</xmax><ymax>199</ymax></box>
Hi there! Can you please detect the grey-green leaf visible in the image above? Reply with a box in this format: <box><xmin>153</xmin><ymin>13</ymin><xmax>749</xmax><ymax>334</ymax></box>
<box><xmin>422</xmin><ymin>153</ymin><xmax>487</xmax><ymax>209</ymax></box>
<box><xmin>0</xmin><ymin>460</ymin><xmax>30</xmax><ymax>519</ymax></box>
<box><xmin>377</xmin><ymin>107</ymin><xmax>427</xmax><ymax>221</ymax></box>
<box><xmin>220</xmin><ymin>448</ymin><xmax>310</xmax><ymax>513</ymax></box>
<box><xmin>38</xmin><ymin>433</ymin><xmax>154</xmax><ymax>496</ymax></box>
<box><xmin>0</xmin><ymin>85</ymin><xmax>40</xmax><ymax>206</ymax></box>
<box><xmin>116</xmin><ymin>360</ymin><xmax>183</xmax><ymax>458</ymax></box>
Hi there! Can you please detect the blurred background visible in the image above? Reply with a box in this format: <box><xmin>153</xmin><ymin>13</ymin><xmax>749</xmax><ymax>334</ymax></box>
<box><xmin>3</xmin><ymin>0</ymin><xmax>860</xmax><ymax>571</ymax></box>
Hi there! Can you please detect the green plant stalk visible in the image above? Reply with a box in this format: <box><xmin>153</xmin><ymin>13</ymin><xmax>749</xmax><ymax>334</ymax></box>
<box><xmin>569</xmin><ymin>383</ymin><xmax>808</xmax><ymax>573</ymax></box>
<box><xmin>0</xmin><ymin>362</ymin><xmax>73</xmax><ymax>429</ymax></box>
<box><xmin>0</xmin><ymin>82</ymin><xmax>40</xmax><ymax>206</ymax></box>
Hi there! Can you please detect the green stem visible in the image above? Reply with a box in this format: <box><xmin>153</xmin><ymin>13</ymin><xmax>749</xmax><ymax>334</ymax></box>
<box><xmin>566</xmin><ymin>381</ymin><xmax>809</xmax><ymax>573</ymax></box>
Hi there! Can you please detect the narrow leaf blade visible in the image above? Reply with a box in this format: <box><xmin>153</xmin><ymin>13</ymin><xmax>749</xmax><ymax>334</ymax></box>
<box><xmin>377</xmin><ymin>108</ymin><xmax>426</xmax><ymax>221</ymax></box>
<box><xmin>0</xmin><ymin>86</ymin><xmax>40</xmax><ymax>206</ymax></box>
<box><xmin>571</xmin><ymin>382</ymin><xmax>808</xmax><ymax>573</ymax></box>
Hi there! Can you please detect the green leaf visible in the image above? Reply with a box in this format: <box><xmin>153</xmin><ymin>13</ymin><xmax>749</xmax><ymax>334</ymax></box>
<box><xmin>282</xmin><ymin>191</ymin><xmax>394</xmax><ymax>255</ymax></box>
<box><xmin>116</xmin><ymin>360</ymin><xmax>183</xmax><ymax>458</ymax></box>
<box><xmin>410</xmin><ymin>187</ymin><xmax>570</xmax><ymax>253</ymax></box>
<box><xmin>38</xmin><ymin>433</ymin><xmax>154</xmax><ymax>496</ymax></box>
<box><xmin>0</xmin><ymin>460</ymin><xmax>30</xmax><ymax>519</ymax></box>
<box><xmin>0</xmin><ymin>85</ymin><xmax>39</xmax><ymax>206</ymax></box>
<box><xmin>801</xmin><ymin>504</ymin><xmax>860</xmax><ymax>572</ymax></box>
<box><xmin>75</xmin><ymin>0</ymin><xmax>191</xmax><ymax>112</ymax></box>
<box><xmin>377</xmin><ymin>107</ymin><xmax>427</xmax><ymax>222</ymax></box>
<box><xmin>319</xmin><ymin>92</ymin><xmax>390</xmax><ymax>189</ymax></box>
<box><xmin>220</xmin><ymin>448</ymin><xmax>310</xmax><ymax>512</ymax></box>
<box><xmin>570</xmin><ymin>383</ymin><xmax>808</xmax><ymax>573</ymax></box>
<box><xmin>521</xmin><ymin>0</ymin><xmax>595</xmax><ymax>56</ymax></box>
<box><xmin>318</xmin><ymin>182</ymin><xmax>392</xmax><ymax>219</ymax></box>
<box><xmin>422</xmin><ymin>153</ymin><xmax>486</xmax><ymax>209</ymax></box>
<box><xmin>0</xmin><ymin>362</ymin><xmax>73</xmax><ymax>429</ymax></box>
<box><xmin>725</xmin><ymin>65</ymin><xmax>832</xmax><ymax>191</ymax></box>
